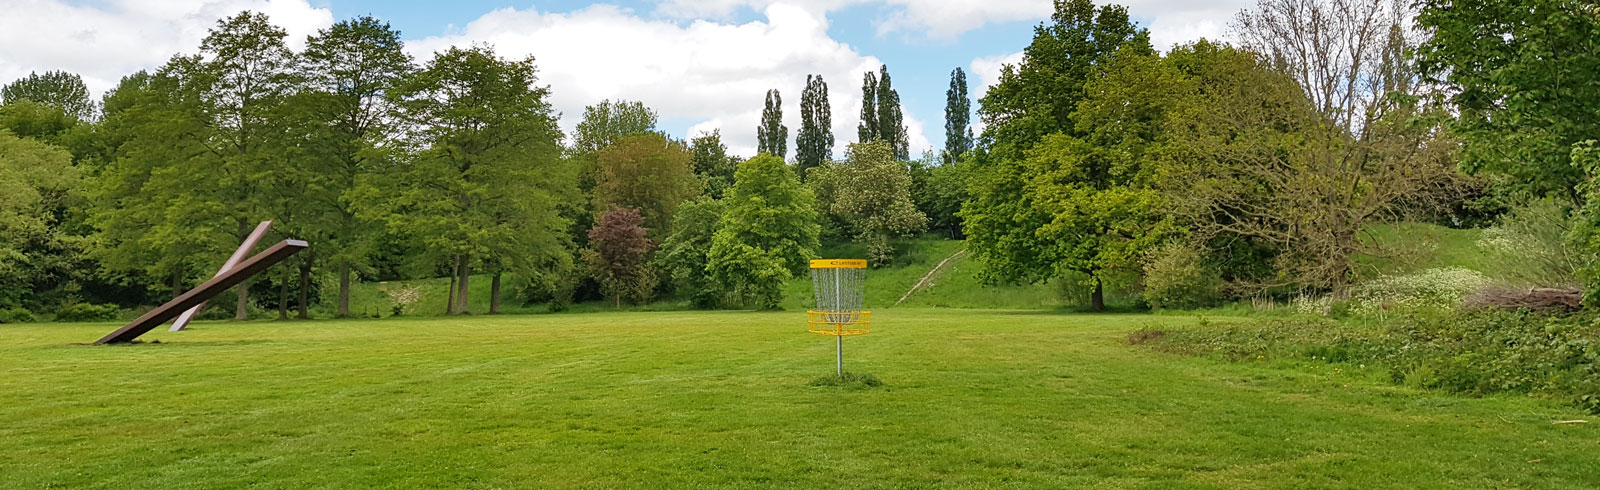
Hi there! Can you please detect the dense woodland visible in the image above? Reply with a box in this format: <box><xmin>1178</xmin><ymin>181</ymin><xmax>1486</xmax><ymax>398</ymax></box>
<box><xmin>0</xmin><ymin>0</ymin><xmax>1596</xmax><ymax>321</ymax></box>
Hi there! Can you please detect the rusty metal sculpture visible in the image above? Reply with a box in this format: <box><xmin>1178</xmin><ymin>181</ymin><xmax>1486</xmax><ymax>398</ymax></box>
<box><xmin>95</xmin><ymin>240</ymin><xmax>307</xmax><ymax>344</ymax></box>
<box><xmin>170</xmin><ymin>221</ymin><xmax>273</xmax><ymax>332</ymax></box>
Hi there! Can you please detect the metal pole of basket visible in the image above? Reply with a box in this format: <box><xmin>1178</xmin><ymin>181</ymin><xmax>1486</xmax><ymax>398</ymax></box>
<box><xmin>835</xmin><ymin>268</ymin><xmax>844</xmax><ymax>376</ymax></box>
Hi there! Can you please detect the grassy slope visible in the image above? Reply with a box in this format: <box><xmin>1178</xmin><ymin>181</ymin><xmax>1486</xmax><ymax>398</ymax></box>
<box><xmin>1355</xmin><ymin>222</ymin><xmax>1506</xmax><ymax>279</ymax></box>
<box><xmin>3</xmin><ymin>311</ymin><xmax>1595</xmax><ymax>488</ymax></box>
<box><xmin>345</xmin><ymin>239</ymin><xmax>1069</xmax><ymax>317</ymax></box>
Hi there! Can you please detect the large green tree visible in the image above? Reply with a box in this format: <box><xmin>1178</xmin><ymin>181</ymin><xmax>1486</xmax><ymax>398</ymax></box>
<box><xmin>0</xmin><ymin>131</ymin><xmax>81</xmax><ymax>309</ymax></box>
<box><xmin>795</xmin><ymin>74</ymin><xmax>833</xmax><ymax>177</ymax></box>
<box><xmin>293</xmin><ymin>16</ymin><xmax>414</xmax><ymax>318</ymax></box>
<box><xmin>592</xmin><ymin>132</ymin><xmax>698</xmax><ymax>237</ymax></box>
<box><xmin>367</xmin><ymin>45</ymin><xmax>573</xmax><ymax>314</ymax></box>
<box><xmin>573</xmin><ymin>99</ymin><xmax>658</xmax><ymax>156</ymax></box>
<box><xmin>964</xmin><ymin>0</ymin><xmax>1151</xmax><ymax>294</ymax></box>
<box><xmin>659</xmin><ymin>197</ymin><xmax>725</xmax><ymax>308</ymax></box>
<box><xmin>690</xmin><ymin>130</ymin><xmax>738</xmax><ymax>199</ymax></box>
<box><xmin>757</xmin><ymin>89</ymin><xmax>787</xmax><ymax>158</ymax></box>
<box><xmin>707</xmin><ymin>154</ymin><xmax>819</xmax><ymax>309</ymax></box>
<box><xmin>874</xmin><ymin>65</ymin><xmax>908</xmax><ymax>160</ymax></box>
<box><xmin>1415</xmin><ymin>0</ymin><xmax>1600</xmax><ymax>201</ymax></box>
<box><xmin>857</xmin><ymin>72</ymin><xmax>877</xmax><ymax>145</ymax></box>
<box><xmin>1</xmin><ymin>70</ymin><xmax>94</xmax><ymax>120</ymax></box>
<box><xmin>809</xmin><ymin>141</ymin><xmax>926</xmax><ymax>263</ymax></box>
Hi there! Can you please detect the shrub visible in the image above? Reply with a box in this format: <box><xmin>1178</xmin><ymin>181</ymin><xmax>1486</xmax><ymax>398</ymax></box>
<box><xmin>1348</xmin><ymin>267</ymin><xmax>1491</xmax><ymax>314</ymax></box>
<box><xmin>54</xmin><ymin>303</ymin><xmax>121</xmax><ymax>322</ymax></box>
<box><xmin>1144</xmin><ymin>310</ymin><xmax>1600</xmax><ymax>413</ymax></box>
<box><xmin>1480</xmin><ymin>197</ymin><xmax>1588</xmax><ymax>286</ymax></box>
<box><xmin>1142</xmin><ymin>243</ymin><xmax>1223</xmax><ymax>309</ymax></box>
<box><xmin>0</xmin><ymin>307</ymin><xmax>36</xmax><ymax>323</ymax></box>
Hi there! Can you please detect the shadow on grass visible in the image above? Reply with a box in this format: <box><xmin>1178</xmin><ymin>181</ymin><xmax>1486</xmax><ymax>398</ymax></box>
<box><xmin>808</xmin><ymin>371</ymin><xmax>885</xmax><ymax>391</ymax></box>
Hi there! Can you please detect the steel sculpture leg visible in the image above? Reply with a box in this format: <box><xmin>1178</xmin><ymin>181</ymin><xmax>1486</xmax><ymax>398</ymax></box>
<box><xmin>171</xmin><ymin>221</ymin><xmax>273</xmax><ymax>331</ymax></box>
<box><xmin>96</xmin><ymin>240</ymin><xmax>307</xmax><ymax>344</ymax></box>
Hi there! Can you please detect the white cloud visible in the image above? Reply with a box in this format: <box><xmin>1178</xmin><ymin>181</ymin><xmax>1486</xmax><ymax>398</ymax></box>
<box><xmin>0</xmin><ymin>0</ymin><xmax>333</xmax><ymax>96</ymax></box>
<box><xmin>410</xmin><ymin>3</ymin><xmax>930</xmax><ymax>158</ymax></box>
<box><xmin>1123</xmin><ymin>0</ymin><xmax>1253</xmax><ymax>50</ymax></box>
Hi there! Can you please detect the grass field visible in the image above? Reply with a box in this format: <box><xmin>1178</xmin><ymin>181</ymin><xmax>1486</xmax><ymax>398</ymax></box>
<box><xmin>3</xmin><ymin>310</ymin><xmax>1596</xmax><ymax>488</ymax></box>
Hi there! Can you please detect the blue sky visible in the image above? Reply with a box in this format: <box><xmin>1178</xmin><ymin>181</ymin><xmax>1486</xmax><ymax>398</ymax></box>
<box><xmin>0</xmin><ymin>0</ymin><xmax>1251</xmax><ymax>157</ymax></box>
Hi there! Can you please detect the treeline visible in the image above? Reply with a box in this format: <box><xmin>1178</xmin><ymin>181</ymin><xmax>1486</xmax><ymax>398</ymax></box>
<box><xmin>0</xmin><ymin>11</ymin><xmax>959</xmax><ymax>318</ymax></box>
<box><xmin>1</xmin><ymin>0</ymin><xmax>1596</xmax><ymax>319</ymax></box>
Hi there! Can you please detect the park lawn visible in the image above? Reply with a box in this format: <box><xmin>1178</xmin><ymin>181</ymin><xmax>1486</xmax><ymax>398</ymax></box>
<box><xmin>1</xmin><ymin>310</ymin><xmax>1595</xmax><ymax>488</ymax></box>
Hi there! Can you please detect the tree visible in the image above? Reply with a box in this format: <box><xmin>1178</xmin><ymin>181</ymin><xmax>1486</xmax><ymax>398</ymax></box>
<box><xmin>809</xmin><ymin>141</ymin><xmax>926</xmax><ymax>263</ymax></box>
<box><xmin>369</xmin><ymin>45</ymin><xmax>573</xmax><ymax>315</ymax></box>
<box><xmin>592</xmin><ymin>132</ymin><xmax>698</xmax><ymax>237</ymax></box>
<box><xmin>659</xmin><ymin>197</ymin><xmax>725</xmax><ymax>308</ymax></box>
<box><xmin>707</xmin><ymin>154</ymin><xmax>819</xmax><ymax>308</ymax></box>
<box><xmin>965</xmin><ymin>0</ymin><xmax>1151</xmax><ymax>292</ymax></box>
<box><xmin>943</xmin><ymin>68</ymin><xmax>973</xmax><ymax>165</ymax></box>
<box><xmin>1</xmin><ymin>71</ymin><xmax>94</xmax><ymax>120</ymax></box>
<box><xmin>690</xmin><ymin>130</ymin><xmax>738</xmax><ymax>199</ymax></box>
<box><xmin>295</xmin><ymin>16</ymin><xmax>414</xmax><ymax>318</ymax></box>
<box><xmin>857</xmin><ymin>71</ymin><xmax>878</xmax><ymax>145</ymax></box>
<box><xmin>874</xmin><ymin>65</ymin><xmax>909</xmax><ymax>160</ymax></box>
<box><xmin>795</xmin><ymin>74</ymin><xmax>834</xmax><ymax>176</ymax></box>
<box><xmin>573</xmin><ymin>99</ymin><xmax>658</xmax><ymax>156</ymax></box>
<box><xmin>757</xmin><ymin>89</ymin><xmax>787</xmax><ymax>158</ymax></box>
<box><xmin>1414</xmin><ymin>0</ymin><xmax>1600</xmax><ymax>200</ymax></box>
<box><xmin>0</xmin><ymin>131</ymin><xmax>81</xmax><ymax>309</ymax></box>
<box><xmin>585</xmin><ymin>206</ymin><xmax>656</xmax><ymax>308</ymax></box>
<box><xmin>977</xmin><ymin>0</ymin><xmax>1151</xmax><ymax>158</ymax></box>
<box><xmin>908</xmin><ymin>154</ymin><xmax>968</xmax><ymax>239</ymax></box>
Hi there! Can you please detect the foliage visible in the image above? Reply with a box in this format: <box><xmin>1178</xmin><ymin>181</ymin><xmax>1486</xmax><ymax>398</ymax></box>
<box><xmin>795</xmin><ymin>74</ymin><xmax>833</xmax><ymax>176</ymax></box>
<box><xmin>1348</xmin><ymin>267</ymin><xmax>1492</xmax><ymax>315</ymax></box>
<box><xmin>757</xmin><ymin>89</ymin><xmax>787</xmax><ymax>158</ymax></box>
<box><xmin>363</xmin><ymin>45</ymin><xmax>573</xmax><ymax>314</ymax></box>
<box><xmin>1142</xmin><ymin>242</ymin><xmax>1223</xmax><ymax>309</ymax></box>
<box><xmin>592</xmin><ymin>132</ymin><xmax>697</xmax><ymax>236</ymax></box>
<box><xmin>942</xmin><ymin>67</ymin><xmax>972</xmax><ymax>166</ymax></box>
<box><xmin>572</xmin><ymin>99</ymin><xmax>658</xmax><ymax>156</ymax></box>
<box><xmin>1479</xmin><ymin>198</ymin><xmax>1588</xmax><ymax>286</ymax></box>
<box><xmin>0</xmin><ymin>307</ymin><xmax>34</xmax><ymax>323</ymax></box>
<box><xmin>1</xmin><ymin>70</ymin><xmax>95</xmax><ymax>120</ymax></box>
<box><xmin>584</xmin><ymin>206</ymin><xmax>657</xmax><ymax>307</ymax></box>
<box><xmin>707</xmin><ymin>155</ymin><xmax>819</xmax><ymax>308</ymax></box>
<box><xmin>809</xmin><ymin>141</ymin><xmax>926</xmax><ymax>263</ymax></box>
<box><xmin>295</xmin><ymin>15</ymin><xmax>414</xmax><ymax>318</ymax></box>
<box><xmin>857</xmin><ymin>65</ymin><xmax>908</xmax><ymax>160</ymax></box>
<box><xmin>658</xmin><ymin>197</ymin><xmax>725</xmax><ymax>308</ymax></box>
<box><xmin>1150</xmin><ymin>310</ymin><xmax>1600</xmax><ymax>414</ymax></box>
<box><xmin>1415</xmin><ymin>0</ymin><xmax>1600</xmax><ymax>200</ymax></box>
<box><xmin>0</xmin><ymin>131</ymin><xmax>83</xmax><ymax>309</ymax></box>
<box><xmin>689</xmin><ymin>130</ymin><xmax>738</xmax><ymax>200</ymax></box>
<box><xmin>384</xmin><ymin>284</ymin><xmax>423</xmax><ymax>316</ymax></box>
<box><xmin>907</xmin><ymin>155</ymin><xmax>968</xmax><ymax>239</ymax></box>
<box><xmin>53</xmin><ymin>302</ymin><xmax>120</xmax><ymax>322</ymax></box>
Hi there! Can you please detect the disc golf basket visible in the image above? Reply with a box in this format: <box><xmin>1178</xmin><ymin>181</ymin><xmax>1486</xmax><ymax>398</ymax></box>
<box><xmin>808</xmin><ymin>259</ymin><xmax>870</xmax><ymax>375</ymax></box>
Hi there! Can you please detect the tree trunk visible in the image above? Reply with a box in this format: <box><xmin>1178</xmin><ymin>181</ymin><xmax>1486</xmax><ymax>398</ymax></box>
<box><xmin>490</xmin><ymin>273</ymin><xmax>502</xmax><ymax>314</ymax></box>
<box><xmin>446</xmin><ymin>256</ymin><xmax>459</xmax><ymax>315</ymax></box>
<box><xmin>1090</xmin><ymin>276</ymin><xmax>1106</xmax><ymax>312</ymax></box>
<box><xmin>171</xmin><ymin>267</ymin><xmax>183</xmax><ymax>298</ymax></box>
<box><xmin>297</xmin><ymin>261</ymin><xmax>311</xmax><ymax>320</ymax></box>
<box><xmin>456</xmin><ymin>256</ymin><xmax>470</xmax><ymax>315</ymax></box>
<box><xmin>337</xmin><ymin>261</ymin><xmax>351</xmax><ymax>318</ymax></box>
<box><xmin>277</xmin><ymin>278</ymin><xmax>288</xmax><ymax>320</ymax></box>
<box><xmin>235</xmin><ymin>282</ymin><xmax>250</xmax><ymax>320</ymax></box>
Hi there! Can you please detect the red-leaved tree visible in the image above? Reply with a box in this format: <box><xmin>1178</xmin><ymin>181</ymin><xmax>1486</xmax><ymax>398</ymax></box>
<box><xmin>585</xmin><ymin>206</ymin><xmax>657</xmax><ymax>308</ymax></box>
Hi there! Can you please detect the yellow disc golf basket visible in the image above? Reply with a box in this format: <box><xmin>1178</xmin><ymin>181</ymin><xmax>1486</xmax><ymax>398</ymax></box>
<box><xmin>808</xmin><ymin>259</ymin><xmax>870</xmax><ymax>375</ymax></box>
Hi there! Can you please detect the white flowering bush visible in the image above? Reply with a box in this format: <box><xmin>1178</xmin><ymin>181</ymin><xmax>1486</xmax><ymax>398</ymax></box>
<box><xmin>1349</xmin><ymin>267</ymin><xmax>1491</xmax><ymax>314</ymax></box>
<box><xmin>385</xmin><ymin>285</ymin><xmax>424</xmax><ymax>316</ymax></box>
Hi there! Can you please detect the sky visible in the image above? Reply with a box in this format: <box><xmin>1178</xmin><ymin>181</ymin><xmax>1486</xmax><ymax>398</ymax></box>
<box><xmin>0</xmin><ymin>0</ymin><xmax>1253</xmax><ymax>157</ymax></box>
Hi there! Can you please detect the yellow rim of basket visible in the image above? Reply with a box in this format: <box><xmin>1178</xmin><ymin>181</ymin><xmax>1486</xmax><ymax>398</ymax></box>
<box><xmin>810</xmin><ymin>259</ymin><xmax>867</xmax><ymax>269</ymax></box>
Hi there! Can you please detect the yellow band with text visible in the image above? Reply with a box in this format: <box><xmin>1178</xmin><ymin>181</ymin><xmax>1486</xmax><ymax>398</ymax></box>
<box><xmin>809</xmin><ymin>259</ymin><xmax>867</xmax><ymax>269</ymax></box>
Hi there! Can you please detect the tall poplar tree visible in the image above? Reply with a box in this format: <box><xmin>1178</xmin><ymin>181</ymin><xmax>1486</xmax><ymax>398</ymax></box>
<box><xmin>857</xmin><ymin>71</ymin><xmax>878</xmax><ymax>144</ymax></box>
<box><xmin>875</xmin><ymin>65</ymin><xmax>909</xmax><ymax>160</ymax></box>
<box><xmin>757</xmin><ymin>89</ymin><xmax>787</xmax><ymax>158</ymax></box>
<box><xmin>943</xmin><ymin>67</ymin><xmax>973</xmax><ymax>165</ymax></box>
<box><xmin>795</xmin><ymin>74</ymin><xmax>833</xmax><ymax>176</ymax></box>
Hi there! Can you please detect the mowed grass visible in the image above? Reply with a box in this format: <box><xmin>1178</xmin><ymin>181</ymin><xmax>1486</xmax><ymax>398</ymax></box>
<box><xmin>3</xmin><ymin>310</ymin><xmax>1596</xmax><ymax>488</ymax></box>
